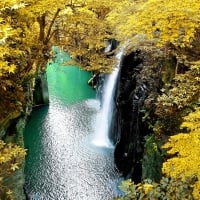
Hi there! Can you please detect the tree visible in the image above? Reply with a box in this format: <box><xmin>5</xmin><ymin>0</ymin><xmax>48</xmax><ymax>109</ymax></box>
<box><xmin>107</xmin><ymin>1</ymin><xmax>200</xmax><ymax>199</ymax></box>
<box><xmin>162</xmin><ymin>107</ymin><xmax>200</xmax><ymax>199</ymax></box>
<box><xmin>0</xmin><ymin>0</ymin><xmax>126</xmax><ymax>120</ymax></box>
<box><xmin>107</xmin><ymin>0</ymin><xmax>200</xmax><ymax>49</ymax></box>
<box><xmin>55</xmin><ymin>0</ymin><xmax>115</xmax><ymax>72</ymax></box>
<box><xmin>1</xmin><ymin>0</ymin><xmax>200</xmax><ymax>199</ymax></box>
<box><xmin>154</xmin><ymin>60</ymin><xmax>200</xmax><ymax>135</ymax></box>
<box><xmin>0</xmin><ymin>1</ymin><xmax>32</xmax><ymax>120</ymax></box>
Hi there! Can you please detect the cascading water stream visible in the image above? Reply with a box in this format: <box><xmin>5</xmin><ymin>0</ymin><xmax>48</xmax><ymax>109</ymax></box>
<box><xmin>92</xmin><ymin>51</ymin><xmax>123</xmax><ymax>148</ymax></box>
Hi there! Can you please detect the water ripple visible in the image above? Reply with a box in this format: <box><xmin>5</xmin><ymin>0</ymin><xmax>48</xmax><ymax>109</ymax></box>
<box><xmin>24</xmin><ymin>100</ymin><xmax>122</xmax><ymax>200</ymax></box>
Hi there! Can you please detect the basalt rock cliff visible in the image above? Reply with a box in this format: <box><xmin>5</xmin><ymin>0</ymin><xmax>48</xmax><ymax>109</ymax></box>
<box><xmin>112</xmin><ymin>48</ymin><xmax>166</xmax><ymax>182</ymax></box>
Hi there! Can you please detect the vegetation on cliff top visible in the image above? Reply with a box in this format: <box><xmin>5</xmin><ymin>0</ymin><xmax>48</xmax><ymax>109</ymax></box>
<box><xmin>0</xmin><ymin>0</ymin><xmax>200</xmax><ymax>199</ymax></box>
<box><xmin>109</xmin><ymin>0</ymin><xmax>200</xmax><ymax>199</ymax></box>
<box><xmin>107</xmin><ymin>0</ymin><xmax>200</xmax><ymax>49</ymax></box>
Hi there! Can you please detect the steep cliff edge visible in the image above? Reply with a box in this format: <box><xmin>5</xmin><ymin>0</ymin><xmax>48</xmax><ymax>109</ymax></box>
<box><xmin>111</xmin><ymin>37</ymin><xmax>200</xmax><ymax>188</ymax></box>
<box><xmin>113</xmin><ymin>47</ymin><xmax>174</xmax><ymax>182</ymax></box>
<box><xmin>0</xmin><ymin>72</ymin><xmax>49</xmax><ymax>200</ymax></box>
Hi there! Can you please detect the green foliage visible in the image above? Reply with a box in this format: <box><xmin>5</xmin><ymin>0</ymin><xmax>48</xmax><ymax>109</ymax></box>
<box><xmin>156</xmin><ymin>61</ymin><xmax>200</xmax><ymax>115</ymax></box>
<box><xmin>0</xmin><ymin>140</ymin><xmax>26</xmax><ymax>200</ymax></box>
<box><xmin>116</xmin><ymin>176</ymin><xmax>195</xmax><ymax>200</ymax></box>
<box><xmin>142</xmin><ymin>135</ymin><xmax>162</xmax><ymax>182</ymax></box>
<box><xmin>161</xmin><ymin>57</ymin><xmax>176</xmax><ymax>91</ymax></box>
<box><xmin>154</xmin><ymin>60</ymin><xmax>200</xmax><ymax>135</ymax></box>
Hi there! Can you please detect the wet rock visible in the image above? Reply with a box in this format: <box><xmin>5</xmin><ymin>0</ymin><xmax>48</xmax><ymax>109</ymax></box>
<box><xmin>33</xmin><ymin>71</ymin><xmax>49</xmax><ymax>107</ymax></box>
<box><xmin>112</xmin><ymin>49</ymin><xmax>164</xmax><ymax>182</ymax></box>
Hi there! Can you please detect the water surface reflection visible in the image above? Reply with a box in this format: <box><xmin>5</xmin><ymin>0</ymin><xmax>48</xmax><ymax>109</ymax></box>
<box><xmin>24</xmin><ymin>99</ymin><xmax>121</xmax><ymax>200</ymax></box>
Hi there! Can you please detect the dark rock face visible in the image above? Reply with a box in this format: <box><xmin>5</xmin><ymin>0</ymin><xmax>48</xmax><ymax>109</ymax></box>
<box><xmin>33</xmin><ymin>71</ymin><xmax>49</xmax><ymax>106</ymax></box>
<box><xmin>113</xmin><ymin>49</ymin><xmax>164</xmax><ymax>182</ymax></box>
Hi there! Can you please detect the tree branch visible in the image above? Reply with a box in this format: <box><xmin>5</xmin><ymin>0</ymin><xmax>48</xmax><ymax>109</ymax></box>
<box><xmin>44</xmin><ymin>8</ymin><xmax>61</xmax><ymax>45</ymax></box>
<box><xmin>37</xmin><ymin>14</ymin><xmax>46</xmax><ymax>42</ymax></box>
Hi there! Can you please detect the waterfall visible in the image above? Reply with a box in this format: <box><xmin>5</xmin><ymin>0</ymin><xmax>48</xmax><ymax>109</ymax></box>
<box><xmin>92</xmin><ymin>50</ymin><xmax>123</xmax><ymax>148</ymax></box>
<box><xmin>104</xmin><ymin>43</ymin><xmax>112</xmax><ymax>53</ymax></box>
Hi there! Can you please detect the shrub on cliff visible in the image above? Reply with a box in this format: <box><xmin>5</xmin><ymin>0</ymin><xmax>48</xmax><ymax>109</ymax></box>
<box><xmin>116</xmin><ymin>176</ymin><xmax>195</xmax><ymax>200</ymax></box>
<box><xmin>162</xmin><ymin>107</ymin><xmax>200</xmax><ymax>199</ymax></box>
<box><xmin>154</xmin><ymin>60</ymin><xmax>200</xmax><ymax>135</ymax></box>
<box><xmin>0</xmin><ymin>140</ymin><xmax>26</xmax><ymax>200</ymax></box>
<box><xmin>107</xmin><ymin>0</ymin><xmax>200</xmax><ymax>49</ymax></box>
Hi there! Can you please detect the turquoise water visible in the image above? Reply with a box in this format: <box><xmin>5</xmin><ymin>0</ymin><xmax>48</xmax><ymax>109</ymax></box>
<box><xmin>47</xmin><ymin>47</ymin><xmax>95</xmax><ymax>104</ymax></box>
<box><xmin>24</xmin><ymin>49</ymin><xmax>121</xmax><ymax>200</ymax></box>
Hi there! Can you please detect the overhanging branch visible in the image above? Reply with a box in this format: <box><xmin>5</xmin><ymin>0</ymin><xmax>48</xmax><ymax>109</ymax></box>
<box><xmin>44</xmin><ymin>8</ymin><xmax>61</xmax><ymax>45</ymax></box>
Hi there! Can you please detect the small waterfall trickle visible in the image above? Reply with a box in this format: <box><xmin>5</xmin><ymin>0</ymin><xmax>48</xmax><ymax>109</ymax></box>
<box><xmin>92</xmin><ymin>51</ymin><xmax>123</xmax><ymax>148</ymax></box>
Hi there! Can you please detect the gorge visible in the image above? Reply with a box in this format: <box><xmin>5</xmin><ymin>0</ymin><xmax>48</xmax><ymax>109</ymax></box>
<box><xmin>2</xmin><ymin>43</ymin><xmax>198</xmax><ymax>200</ymax></box>
<box><xmin>23</xmin><ymin>48</ymin><xmax>122</xmax><ymax>199</ymax></box>
<box><xmin>24</xmin><ymin>45</ymin><xmax>165</xmax><ymax>199</ymax></box>
<box><xmin>1</xmin><ymin>1</ymin><xmax>200</xmax><ymax>199</ymax></box>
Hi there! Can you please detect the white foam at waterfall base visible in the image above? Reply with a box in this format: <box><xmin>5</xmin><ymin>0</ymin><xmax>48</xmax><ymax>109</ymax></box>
<box><xmin>92</xmin><ymin>50</ymin><xmax>123</xmax><ymax>148</ymax></box>
<box><xmin>85</xmin><ymin>99</ymin><xmax>101</xmax><ymax>110</ymax></box>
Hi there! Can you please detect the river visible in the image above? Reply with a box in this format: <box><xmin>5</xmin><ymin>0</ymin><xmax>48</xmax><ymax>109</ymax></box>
<box><xmin>23</xmin><ymin>48</ymin><xmax>122</xmax><ymax>200</ymax></box>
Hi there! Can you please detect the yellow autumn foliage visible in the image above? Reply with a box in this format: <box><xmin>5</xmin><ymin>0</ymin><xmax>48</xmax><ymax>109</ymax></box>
<box><xmin>0</xmin><ymin>140</ymin><xmax>26</xmax><ymax>199</ymax></box>
<box><xmin>0</xmin><ymin>0</ymin><xmax>116</xmax><ymax>119</ymax></box>
<box><xmin>55</xmin><ymin>0</ymin><xmax>130</xmax><ymax>72</ymax></box>
<box><xmin>0</xmin><ymin>0</ymin><xmax>129</xmax><ymax>79</ymax></box>
<box><xmin>107</xmin><ymin>0</ymin><xmax>200</xmax><ymax>48</ymax></box>
<box><xmin>155</xmin><ymin>60</ymin><xmax>200</xmax><ymax>120</ymax></box>
<box><xmin>1</xmin><ymin>0</ymin><xmax>200</xmax><ymax>77</ymax></box>
<box><xmin>117</xmin><ymin>176</ymin><xmax>195</xmax><ymax>199</ymax></box>
<box><xmin>162</xmin><ymin>107</ymin><xmax>200</xmax><ymax>199</ymax></box>
<box><xmin>0</xmin><ymin>0</ymin><xmax>200</xmax><ymax>199</ymax></box>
